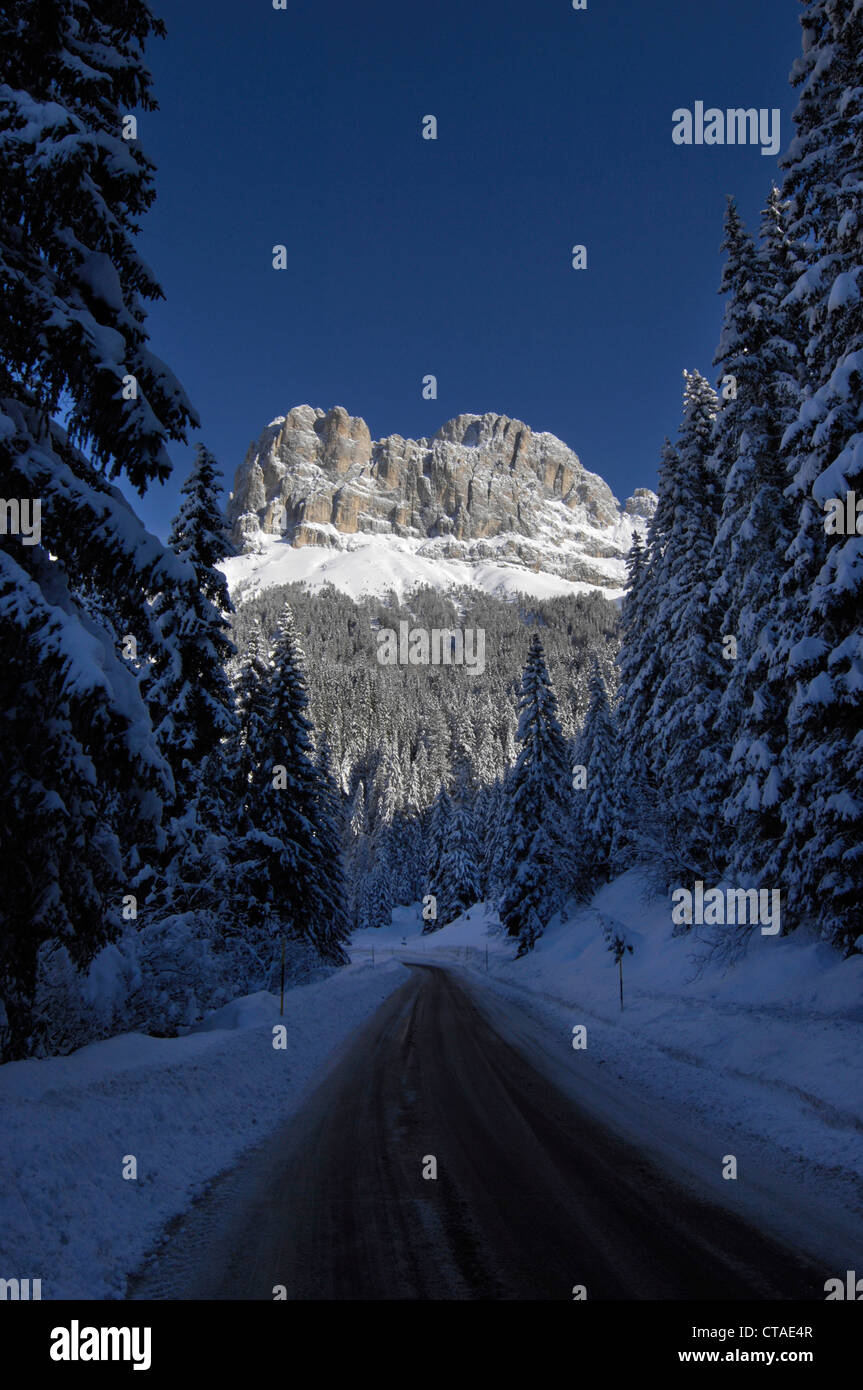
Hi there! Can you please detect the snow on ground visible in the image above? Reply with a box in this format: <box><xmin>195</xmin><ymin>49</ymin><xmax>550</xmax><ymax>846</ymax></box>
<box><xmin>353</xmin><ymin>875</ymin><xmax>863</xmax><ymax>1260</ymax></box>
<box><xmin>220</xmin><ymin>532</ymin><xmax>626</xmax><ymax>605</ymax></box>
<box><xmin>7</xmin><ymin>881</ymin><xmax>861</xmax><ymax>1301</ymax></box>
<box><xmin>0</xmin><ymin>961</ymin><xmax>405</xmax><ymax>1299</ymax></box>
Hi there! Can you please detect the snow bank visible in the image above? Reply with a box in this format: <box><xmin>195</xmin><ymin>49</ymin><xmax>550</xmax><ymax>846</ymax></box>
<box><xmin>0</xmin><ymin>961</ymin><xmax>406</xmax><ymax>1299</ymax></box>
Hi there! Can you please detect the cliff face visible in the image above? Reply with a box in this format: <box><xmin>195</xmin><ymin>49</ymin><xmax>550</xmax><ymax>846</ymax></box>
<box><xmin>227</xmin><ymin>405</ymin><xmax>656</xmax><ymax>589</ymax></box>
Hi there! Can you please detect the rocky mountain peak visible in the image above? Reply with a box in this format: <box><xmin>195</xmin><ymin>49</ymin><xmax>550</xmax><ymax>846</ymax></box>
<box><xmin>226</xmin><ymin>406</ymin><xmax>656</xmax><ymax>593</ymax></box>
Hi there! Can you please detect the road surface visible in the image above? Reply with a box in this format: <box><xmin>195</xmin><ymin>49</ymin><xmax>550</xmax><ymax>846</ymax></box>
<box><xmin>131</xmin><ymin>962</ymin><xmax>827</xmax><ymax>1300</ymax></box>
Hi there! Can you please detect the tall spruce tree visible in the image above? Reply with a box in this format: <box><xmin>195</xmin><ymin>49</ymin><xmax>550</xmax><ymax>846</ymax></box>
<box><xmin>244</xmin><ymin>604</ymin><xmax>349</xmax><ymax>962</ymax></box>
<box><xmin>233</xmin><ymin>621</ymin><xmax>272</xmax><ymax>921</ymax></box>
<box><xmin>647</xmin><ymin>372</ymin><xmax>725</xmax><ymax>880</ymax></box>
<box><xmin>620</xmin><ymin>442</ymin><xmax>680</xmax><ymax>784</ymax></box>
<box><xmin>147</xmin><ymin>445</ymin><xmax>241</xmax><ymax>928</ymax></box>
<box><xmin>0</xmin><ymin>1</ymin><xmax>198</xmax><ymax>1057</ymax></box>
<box><xmin>311</xmin><ymin>736</ymin><xmax>351</xmax><ymax>961</ymax></box>
<box><xmin>573</xmin><ymin>658</ymin><xmax>617</xmax><ymax>891</ymax></box>
<box><xmin>612</xmin><ymin>450</ymin><xmax>677</xmax><ymax>869</ymax></box>
<box><xmin>345</xmin><ymin>779</ymin><xmax>371</xmax><ymax>929</ymax></box>
<box><xmin>482</xmin><ymin>778</ymin><xmax>510</xmax><ymax>903</ymax></box>
<box><xmin>498</xmin><ymin>634</ymin><xmax>575</xmax><ymax>951</ymax></box>
<box><xmin>150</xmin><ymin>444</ymin><xmax>238</xmax><ymax>805</ymax></box>
<box><xmin>435</xmin><ymin>756</ymin><xmax>481</xmax><ymax>925</ymax></box>
<box><xmin>772</xmin><ymin>0</ymin><xmax>863</xmax><ymax>950</ymax></box>
<box><xmin>708</xmin><ymin>192</ymin><xmax>805</xmax><ymax>885</ymax></box>
<box><xmin>424</xmin><ymin>783</ymin><xmax>453</xmax><ymax>933</ymax></box>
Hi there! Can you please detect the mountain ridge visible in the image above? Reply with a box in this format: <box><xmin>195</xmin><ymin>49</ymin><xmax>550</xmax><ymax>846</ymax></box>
<box><xmin>225</xmin><ymin>406</ymin><xmax>656</xmax><ymax>600</ymax></box>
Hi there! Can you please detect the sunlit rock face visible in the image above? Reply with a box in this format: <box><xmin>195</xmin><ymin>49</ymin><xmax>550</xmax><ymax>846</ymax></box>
<box><xmin>227</xmin><ymin>406</ymin><xmax>656</xmax><ymax>588</ymax></box>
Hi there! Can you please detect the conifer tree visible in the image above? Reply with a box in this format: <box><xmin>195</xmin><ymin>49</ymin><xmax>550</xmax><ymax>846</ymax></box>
<box><xmin>435</xmin><ymin>757</ymin><xmax>481</xmax><ymax>924</ymax></box>
<box><xmin>772</xmin><ymin>0</ymin><xmax>863</xmax><ymax>950</ymax></box>
<box><xmin>708</xmin><ymin>192</ymin><xmax>805</xmax><ymax>883</ymax></box>
<box><xmin>311</xmin><ymin>736</ymin><xmax>351</xmax><ymax>960</ymax></box>
<box><xmin>482</xmin><ymin>779</ymin><xmax>511</xmax><ymax>904</ymax></box>
<box><xmin>235</xmin><ymin>622</ymin><xmax>271</xmax><ymax>827</ymax></box>
<box><xmin>648</xmin><ymin>372</ymin><xmax>725</xmax><ymax>878</ymax></box>
<box><xmin>573</xmin><ymin>658</ymin><xmax>617</xmax><ymax>891</ymax></box>
<box><xmin>361</xmin><ymin>853</ymin><xmax>393</xmax><ymax>931</ymax></box>
<box><xmin>150</xmin><ymin>445</ymin><xmax>238</xmax><ymax>805</ymax></box>
<box><xmin>498</xmin><ymin>634</ymin><xmax>575</xmax><ymax>951</ymax></box>
<box><xmin>0</xmin><ymin>0</ymin><xmax>198</xmax><ymax>1057</ymax></box>
<box><xmin>611</xmin><ymin>532</ymin><xmax>662</xmax><ymax>869</ymax></box>
<box><xmin>345</xmin><ymin>780</ymin><xmax>371</xmax><ymax>929</ymax></box>
<box><xmin>244</xmin><ymin>604</ymin><xmax>349</xmax><ymax>961</ymax></box>
<box><xmin>424</xmin><ymin>784</ymin><xmax>452</xmax><ymax>933</ymax></box>
<box><xmin>615</xmin><ymin>442</ymin><xmax>679</xmax><ymax>794</ymax></box>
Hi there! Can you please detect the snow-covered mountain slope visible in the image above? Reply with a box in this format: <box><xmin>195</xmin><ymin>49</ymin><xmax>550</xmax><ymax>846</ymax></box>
<box><xmin>221</xmin><ymin>531</ymin><xmax>631</xmax><ymax>605</ymax></box>
<box><xmin>223</xmin><ymin>406</ymin><xmax>656</xmax><ymax>603</ymax></box>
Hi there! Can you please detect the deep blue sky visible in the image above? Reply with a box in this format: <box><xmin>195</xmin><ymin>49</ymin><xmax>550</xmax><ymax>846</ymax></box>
<box><xmin>134</xmin><ymin>0</ymin><xmax>802</xmax><ymax>539</ymax></box>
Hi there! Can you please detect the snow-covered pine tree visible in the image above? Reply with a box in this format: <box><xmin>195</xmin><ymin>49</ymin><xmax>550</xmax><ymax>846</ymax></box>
<box><xmin>771</xmin><ymin>0</ymin><xmax>863</xmax><ymax>950</ymax></box>
<box><xmin>647</xmin><ymin>372</ymin><xmax>725</xmax><ymax>881</ymax></box>
<box><xmin>472</xmin><ymin>781</ymin><xmax>493</xmax><ymax>897</ymax></box>
<box><xmin>613</xmin><ymin>441</ymin><xmax>682</xmax><ymax>870</ymax></box>
<box><xmin>310</xmin><ymin>736</ymin><xmax>351</xmax><ymax>962</ymax></box>
<box><xmin>709</xmin><ymin>197</ymin><xmax>762</xmax><ymax>488</ymax></box>
<box><xmin>0</xmin><ymin>0</ymin><xmax>198</xmax><ymax>1057</ymax></box>
<box><xmin>235</xmin><ymin>621</ymin><xmax>271</xmax><ymax>794</ymax></box>
<box><xmin>144</xmin><ymin>443</ymin><xmax>241</xmax><ymax>943</ymax></box>
<box><xmin>508</xmin><ymin>822</ymin><xmax>561</xmax><ymax>959</ymax></box>
<box><xmin>370</xmin><ymin>738</ymin><xmax>404</xmax><ymax>833</ymax></box>
<box><xmin>407</xmin><ymin>741</ymin><xmax>430</xmax><ymax>814</ymax></box>
<box><xmin>475</xmin><ymin>717</ymin><xmax>501</xmax><ymax>788</ymax></box>
<box><xmin>573</xmin><ymin>657</ymin><xmax>617</xmax><ymax>891</ymax></box>
<box><xmin>480</xmin><ymin>778</ymin><xmax>510</xmax><ymax>904</ymax></box>
<box><xmin>435</xmin><ymin>756</ymin><xmax>481</xmax><ymax>925</ymax></box>
<box><xmin>611</xmin><ymin>533</ymin><xmax>657</xmax><ymax>870</ymax></box>
<box><xmin>230</xmin><ymin>622</ymin><xmax>272</xmax><ymax>922</ymax></box>
<box><xmin>424</xmin><ymin>783</ymin><xmax>452</xmax><ymax>933</ymax></box>
<box><xmin>361</xmin><ymin>851</ymin><xmax>393</xmax><ymax>931</ymax></box>
<box><xmin>386</xmin><ymin>811</ymin><xmax>422</xmax><ymax>906</ymax></box>
<box><xmin>708</xmin><ymin>192</ymin><xmax>805</xmax><ymax>887</ymax></box>
<box><xmin>498</xmin><ymin>634</ymin><xmax>576</xmax><ymax>951</ymax></box>
<box><xmin>345</xmin><ymin>779</ymin><xmax>371</xmax><ymax>929</ymax></box>
<box><xmin>150</xmin><ymin>444</ymin><xmax>238</xmax><ymax>805</ymax></box>
<box><xmin>397</xmin><ymin>749</ymin><xmax>426</xmax><ymax>904</ymax></box>
<box><xmin>245</xmin><ymin>603</ymin><xmax>349</xmax><ymax>961</ymax></box>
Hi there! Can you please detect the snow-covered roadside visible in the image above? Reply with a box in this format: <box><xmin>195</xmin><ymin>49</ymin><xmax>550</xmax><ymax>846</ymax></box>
<box><xmin>355</xmin><ymin>876</ymin><xmax>863</xmax><ymax>1262</ymax></box>
<box><xmin>0</xmin><ymin>961</ymin><xmax>406</xmax><ymax>1299</ymax></box>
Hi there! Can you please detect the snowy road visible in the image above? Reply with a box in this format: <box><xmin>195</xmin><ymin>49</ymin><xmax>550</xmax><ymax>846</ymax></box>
<box><xmin>131</xmin><ymin>962</ymin><xmax>830</xmax><ymax>1300</ymax></box>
